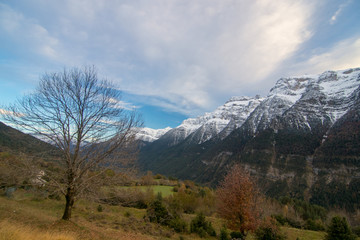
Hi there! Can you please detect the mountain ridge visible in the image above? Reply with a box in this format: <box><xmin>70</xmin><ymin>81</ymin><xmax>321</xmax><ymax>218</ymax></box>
<box><xmin>138</xmin><ymin>67</ymin><xmax>360</xmax><ymax>210</ymax></box>
<box><xmin>139</xmin><ymin>68</ymin><xmax>360</xmax><ymax>143</ymax></box>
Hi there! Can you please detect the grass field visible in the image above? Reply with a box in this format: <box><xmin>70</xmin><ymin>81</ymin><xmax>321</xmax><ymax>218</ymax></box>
<box><xmin>0</xmin><ymin>189</ymin><xmax>344</xmax><ymax>240</ymax></box>
<box><xmin>282</xmin><ymin>227</ymin><xmax>325</xmax><ymax>240</ymax></box>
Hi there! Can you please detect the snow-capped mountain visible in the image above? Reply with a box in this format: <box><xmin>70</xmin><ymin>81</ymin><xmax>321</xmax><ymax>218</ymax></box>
<box><xmin>156</xmin><ymin>95</ymin><xmax>263</xmax><ymax>145</ymax></box>
<box><xmin>140</xmin><ymin>68</ymin><xmax>359</xmax><ymax>146</ymax></box>
<box><xmin>245</xmin><ymin>68</ymin><xmax>360</xmax><ymax>133</ymax></box>
<box><xmin>139</xmin><ymin>68</ymin><xmax>360</xmax><ymax>210</ymax></box>
<box><xmin>136</xmin><ymin>127</ymin><xmax>172</xmax><ymax>142</ymax></box>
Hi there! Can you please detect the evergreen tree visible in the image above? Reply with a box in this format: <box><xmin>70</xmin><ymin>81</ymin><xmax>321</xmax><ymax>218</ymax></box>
<box><xmin>325</xmin><ymin>216</ymin><xmax>356</xmax><ymax>240</ymax></box>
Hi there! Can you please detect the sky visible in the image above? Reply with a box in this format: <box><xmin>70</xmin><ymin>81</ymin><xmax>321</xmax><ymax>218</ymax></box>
<box><xmin>1</xmin><ymin>0</ymin><xmax>360</xmax><ymax>129</ymax></box>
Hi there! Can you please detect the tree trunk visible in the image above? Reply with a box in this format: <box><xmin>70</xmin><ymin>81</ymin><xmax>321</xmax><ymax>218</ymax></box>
<box><xmin>62</xmin><ymin>188</ymin><xmax>75</xmax><ymax>220</ymax></box>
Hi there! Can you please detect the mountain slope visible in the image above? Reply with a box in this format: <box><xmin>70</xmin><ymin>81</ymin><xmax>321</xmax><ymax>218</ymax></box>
<box><xmin>141</xmin><ymin>96</ymin><xmax>263</xmax><ymax>147</ymax></box>
<box><xmin>0</xmin><ymin>121</ymin><xmax>58</xmax><ymax>155</ymax></box>
<box><xmin>139</xmin><ymin>68</ymin><xmax>360</xmax><ymax>210</ymax></box>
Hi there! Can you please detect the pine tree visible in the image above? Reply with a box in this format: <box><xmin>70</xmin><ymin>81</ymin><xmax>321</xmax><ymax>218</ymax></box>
<box><xmin>325</xmin><ymin>216</ymin><xmax>356</xmax><ymax>240</ymax></box>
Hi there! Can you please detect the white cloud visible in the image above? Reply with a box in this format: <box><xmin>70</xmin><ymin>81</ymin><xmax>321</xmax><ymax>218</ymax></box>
<box><xmin>0</xmin><ymin>108</ymin><xmax>14</xmax><ymax>116</ymax></box>
<box><xmin>329</xmin><ymin>0</ymin><xmax>352</xmax><ymax>25</ymax></box>
<box><xmin>109</xmin><ymin>98</ymin><xmax>139</xmax><ymax>111</ymax></box>
<box><xmin>102</xmin><ymin>0</ymin><xmax>316</xmax><ymax>113</ymax></box>
<box><xmin>0</xmin><ymin>3</ymin><xmax>60</xmax><ymax>60</ymax></box>
<box><xmin>4</xmin><ymin>0</ymin><xmax>356</xmax><ymax>118</ymax></box>
<box><xmin>290</xmin><ymin>37</ymin><xmax>360</xmax><ymax>75</ymax></box>
<box><xmin>0</xmin><ymin>108</ymin><xmax>24</xmax><ymax>117</ymax></box>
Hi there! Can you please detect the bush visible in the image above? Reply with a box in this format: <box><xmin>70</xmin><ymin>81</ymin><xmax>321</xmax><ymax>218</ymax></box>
<box><xmin>304</xmin><ymin>219</ymin><xmax>325</xmax><ymax>231</ymax></box>
<box><xmin>255</xmin><ymin>217</ymin><xmax>286</xmax><ymax>240</ymax></box>
<box><xmin>230</xmin><ymin>231</ymin><xmax>245</xmax><ymax>239</ymax></box>
<box><xmin>219</xmin><ymin>227</ymin><xmax>230</xmax><ymax>240</ymax></box>
<box><xmin>325</xmin><ymin>216</ymin><xmax>356</xmax><ymax>240</ymax></box>
<box><xmin>102</xmin><ymin>187</ymin><xmax>153</xmax><ymax>209</ymax></box>
<box><xmin>154</xmin><ymin>174</ymin><xmax>164</xmax><ymax>179</ymax></box>
<box><xmin>273</xmin><ymin>214</ymin><xmax>287</xmax><ymax>226</ymax></box>
<box><xmin>147</xmin><ymin>199</ymin><xmax>171</xmax><ymax>225</ymax></box>
<box><xmin>352</xmin><ymin>226</ymin><xmax>360</xmax><ymax>237</ymax></box>
<box><xmin>190</xmin><ymin>212</ymin><xmax>216</xmax><ymax>238</ymax></box>
<box><xmin>272</xmin><ymin>214</ymin><xmax>302</xmax><ymax>229</ymax></box>
<box><xmin>97</xmin><ymin>204</ymin><xmax>103</xmax><ymax>212</ymax></box>
<box><xmin>176</xmin><ymin>190</ymin><xmax>199</xmax><ymax>214</ymax></box>
<box><xmin>146</xmin><ymin>199</ymin><xmax>187</xmax><ymax>233</ymax></box>
<box><xmin>169</xmin><ymin>217</ymin><xmax>187</xmax><ymax>233</ymax></box>
<box><xmin>278</xmin><ymin>197</ymin><xmax>328</xmax><ymax>221</ymax></box>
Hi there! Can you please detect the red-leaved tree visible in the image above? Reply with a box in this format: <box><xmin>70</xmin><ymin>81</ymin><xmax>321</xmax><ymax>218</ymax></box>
<box><xmin>216</xmin><ymin>164</ymin><xmax>260</xmax><ymax>236</ymax></box>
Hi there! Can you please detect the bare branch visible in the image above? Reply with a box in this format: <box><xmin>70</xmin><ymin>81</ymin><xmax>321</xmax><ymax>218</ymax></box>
<box><xmin>1</xmin><ymin>66</ymin><xmax>142</xmax><ymax>220</ymax></box>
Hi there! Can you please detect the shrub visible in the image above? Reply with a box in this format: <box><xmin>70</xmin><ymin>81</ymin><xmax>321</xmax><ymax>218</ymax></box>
<box><xmin>97</xmin><ymin>204</ymin><xmax>103</xmax><ymax>212</ymax></box>
<box><xmin>230</xmin><ymin>231</ymin><xmax>245</xmax><ymax>239</ymax></box>
<box><xmin>146</xmin><ymin>199</ymin><xmax>187</xmax><ymax>233</ymax></box>
<box><xmin>147</xmin><ymin>199</ymin><xmax>171</xmax><ymax>225</ymax></box>
<box><xmin>352</xmin><ymin>226</ymin><xmax>360</xmax><ymax>237</ymax></box>
<box><xmin>272</xmin><ymin>214</ymin><xmax>301</xmax><ymax>229</ymax></box>
<box><xmin>179</xmin><ymin>190</ymin><xmax>199</xmax><ymax>213</ymax></box>
<box><xmin>168</xmin><ymin>176</ymin><xmax>178</xmax><ymax>181</ymax></box>
<box><xmin>272</xmin><ymin>214</ymin><xmax>287</xmax><ymax>226</ymax></box>
<box><xmin>190</xmin><ymin>212</ymin><xmax>216</xmax><ymax>238</ymax></box>
<box><xmin>169</xmin><ymin>217</ymin><xmax>187</xmax><ymax>233</ymax></box>
<box><xmin>255</xmin><ymin>217</ymin><xmax>286</xmax><ymax>240</ymax></box>
<box><xmin>304</xmin><ymin>219</ymin><xmax>325</xmax><ymax>231</ymax></box>
<box><xmin>219</xmin><ymin>227</ymin><xmax>230</xmax><ymax>240</ymax></box>
<box><xmin>325</xmin><ymin>216</ymin><xmax>356</xmax><ymax>240</ymax></box>
<box><xmin>102</xmin><ymin>187</ymin><xmax>153</xmax><ymax>209</ymax></box>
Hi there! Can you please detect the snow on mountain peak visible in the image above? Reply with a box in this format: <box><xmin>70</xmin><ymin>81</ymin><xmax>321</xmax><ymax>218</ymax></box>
<box><xmin>158</xmin><ymin>96</ymin><xmax>264</xmax><ymax>145</ymax></box>
<box><xmin>248</xmin><ymin>68</ymin><xmax>360</xmax><ymax>133</ymax></box>
<box><xmin>269</xmin><ymin>76</ymin><xmax>313</xmax><ymax>104</ymax></box>
<box><xmin>318</xmin><ymin>69</ymin><xmax>360</xmax><ymax>98</ymax></box>
<box><xmin>136</xmin><ymin>127</ymin><xmax>172</xmax><ymax>142</ymax></box>
<box><xmin>139</xmin><ymin>68</ymin><xmax>360</xmax><ymax>144</ymax></box>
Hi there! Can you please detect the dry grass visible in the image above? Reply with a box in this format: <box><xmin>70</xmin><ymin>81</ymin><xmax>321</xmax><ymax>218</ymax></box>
<box><xmin>0</xmin><ymin>191</ymin><xmax>162</xmax><ymax>240</ymax></box>
<box><xmin>0</xmin><ymin>220</ymin><xmax>157</xmax><ymax>240</ymax></box>
<box><xmin>0</xmin><ymin>190</ymin><xmax>336</xmax><ymax>240</ymax></box>
<box><xmin>282</xmin><ymin>227</ymin><xmax>325</xmax><ymax>240</ymax></box>
<box><xmin>0</xmin><ymin>220</ymin><xmax>76</xmax><ymax>240</ymax></box>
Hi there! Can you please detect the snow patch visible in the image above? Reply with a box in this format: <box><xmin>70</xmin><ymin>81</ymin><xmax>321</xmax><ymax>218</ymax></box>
<box><xmin>136</xmin><ymin>127</ymin><xmax>172</xmax><ymax>142</ymax></box>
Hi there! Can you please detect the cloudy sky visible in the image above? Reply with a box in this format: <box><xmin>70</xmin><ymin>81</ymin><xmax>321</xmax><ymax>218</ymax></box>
<box><xmin>1</xmin><ymin>0</ymin><xmax>360</xmax><ymax>129</ymax></box>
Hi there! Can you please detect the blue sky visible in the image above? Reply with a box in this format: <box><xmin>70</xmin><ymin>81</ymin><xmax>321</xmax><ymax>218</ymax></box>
<box><xmin>1</xmin><ymin>0</ymin><xmax>359</xmax><ymax>129</ymax></box>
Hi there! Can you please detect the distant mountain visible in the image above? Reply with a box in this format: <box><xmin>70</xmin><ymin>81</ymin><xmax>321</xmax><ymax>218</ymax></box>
<box><xmin>139</xmin><ymin>68</ymin><xmax>360</xmax><ymax>210</ymax></box>
<box><xmin>137</xmin><ymin>95</ymin><xmax>263</xmax><ymax>146</ymax></box>
<box><xmin>137</xmin><ymin>127</ymin><xmax>172</xmax><ymax>142</ymax></box>
<box><xmin>0</xmin><ymin>121</ymin><xmax>58</xmax><ymax>155</ymax></box>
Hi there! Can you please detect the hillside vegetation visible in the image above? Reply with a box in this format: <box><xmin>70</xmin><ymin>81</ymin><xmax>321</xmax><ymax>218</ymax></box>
<box><xmin>1</xmin><ymin>169</ymin><xmax>360</xmax><ymax>240</ymax></box>
<box><xmin>1</xmin><ymin>122</ymin><xmax>359</xmax><ymax>240</ymax></box>
<box><xmin>0</xmin><ymin>186</ymin><xmax>331</xmax><ymax>240</ymax></box>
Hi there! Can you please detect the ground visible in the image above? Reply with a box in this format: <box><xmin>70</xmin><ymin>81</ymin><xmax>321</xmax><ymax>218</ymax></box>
<box><xmin>0</xmin><ymin>188</ymin><xmax>333</xmax><ymax>240</ymax></box>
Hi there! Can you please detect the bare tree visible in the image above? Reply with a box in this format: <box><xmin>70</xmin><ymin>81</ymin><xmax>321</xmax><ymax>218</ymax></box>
<box><xmin>2</xmin><ymin>66</ymin><xmax>142</xmax><ymax>220</ymax></box>
<box><xmin>216</xmin><ymin>164</ymin><xmax>260</xmax><ymax>236</ymax></box>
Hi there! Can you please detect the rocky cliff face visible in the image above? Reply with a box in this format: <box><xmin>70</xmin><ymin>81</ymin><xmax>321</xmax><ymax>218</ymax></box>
<box><xmin>139</xmin><ymin>68</ymin><xmax>360</xmax><ymax>210</ymax></box>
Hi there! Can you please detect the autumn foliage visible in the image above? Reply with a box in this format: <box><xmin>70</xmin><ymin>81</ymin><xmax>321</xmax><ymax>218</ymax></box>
<box><xmin>216</xmin><ymin>164</ymin><xmax>260</xmax><ymax>235</ymax></box>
